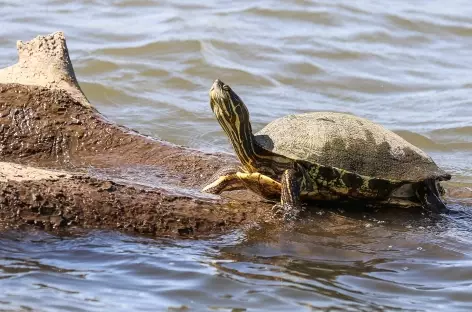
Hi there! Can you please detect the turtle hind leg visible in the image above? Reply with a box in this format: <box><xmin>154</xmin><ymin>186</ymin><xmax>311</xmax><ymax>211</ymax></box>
<box><xmin>415</xmin><ymin>179</ymin><xmax>448</xmax><ymax>214</ymax></box>
<box><xmin>272</xmin><ymin>169</ymin><xmax>303</xmax><ymax>221</ymax></box>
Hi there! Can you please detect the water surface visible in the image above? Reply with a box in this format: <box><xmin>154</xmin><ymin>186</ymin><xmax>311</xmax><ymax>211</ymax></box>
<box><xmin>1</xmin><ymin>0</ymin><xmax>472</xmax><ymax>311</ymax></box>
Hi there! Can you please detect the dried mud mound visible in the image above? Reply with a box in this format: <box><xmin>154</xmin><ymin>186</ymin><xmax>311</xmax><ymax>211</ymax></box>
<box><xmin>0</xmin><ymin>83</ymin><xmax>270</xmax><ymax>236</ymax></box>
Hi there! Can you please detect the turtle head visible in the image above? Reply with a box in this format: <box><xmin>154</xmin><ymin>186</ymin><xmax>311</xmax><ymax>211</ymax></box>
<box><xmin>209</xmin><ymin>79</ymin><xmax>251</xmax><ymax>128</ymax></box>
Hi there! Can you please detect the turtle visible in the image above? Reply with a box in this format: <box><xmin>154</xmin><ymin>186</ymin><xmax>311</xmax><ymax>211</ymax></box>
<box><xmin>202</xmin><ymin>79</ymin><xmax>451</xmax><ymax>220</ymax></box>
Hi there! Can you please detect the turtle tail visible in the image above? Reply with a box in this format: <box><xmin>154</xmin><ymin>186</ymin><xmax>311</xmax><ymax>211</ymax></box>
<box><xmin>415</xmin><ymin>178</ymin><xmax>448</xmax><ymax>213</ymax></box>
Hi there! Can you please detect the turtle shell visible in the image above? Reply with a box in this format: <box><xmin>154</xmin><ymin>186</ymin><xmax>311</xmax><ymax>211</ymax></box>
<box><xmin>254</xmin><ymin>112</ymin><xmax>450</xmax><ymax>182</ymax></box>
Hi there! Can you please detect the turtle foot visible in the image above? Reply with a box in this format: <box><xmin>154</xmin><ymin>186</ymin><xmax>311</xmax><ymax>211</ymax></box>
<box><xmin>271</xmin><ymin>203</ymin><xmax>303</xmax><ymax>221</ymax></box>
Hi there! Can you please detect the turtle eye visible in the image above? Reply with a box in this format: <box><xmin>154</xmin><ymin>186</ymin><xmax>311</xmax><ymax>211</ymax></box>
<box><xmin>222</xmin><ymin>84</ymin><xmax>230</xmax><ymax>91</ymax></box>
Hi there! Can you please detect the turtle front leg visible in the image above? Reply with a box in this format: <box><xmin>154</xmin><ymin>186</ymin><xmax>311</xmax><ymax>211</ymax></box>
<box><xmin>272</xmin><ymin>169</ymin><xmax>303</xmax><ymax>220</ymax></box>
<box><xmin>202</xmin><ymin>166</ymin><xmax>246</xmax><ymax>194</ymax></box>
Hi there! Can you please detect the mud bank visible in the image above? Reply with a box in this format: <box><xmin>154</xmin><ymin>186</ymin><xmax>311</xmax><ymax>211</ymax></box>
<box><xmin>0</xmin><ymin>163</ymin><xmax>257</xmax><ymax>236</ymax></box>
<box><xmin>0</xmin><ymin>32</ymin><xmax>272</xmax><ymax>236</ymax></box>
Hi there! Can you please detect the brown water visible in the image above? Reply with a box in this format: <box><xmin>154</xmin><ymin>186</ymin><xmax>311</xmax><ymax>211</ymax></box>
<box><xmin>1</xmin><ymin>0</ymin><xmax>472</xmax><ymax>311</ymax></box>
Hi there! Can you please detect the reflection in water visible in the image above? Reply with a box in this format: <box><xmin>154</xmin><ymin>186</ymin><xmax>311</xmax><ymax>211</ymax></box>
<box><xmin>1</xmin><ymin>0</ymin><xmax>472</xmax><ymax>310</ymax></box>
<box><xmin>215</xmin><ymin>211</ymin><xmax>472</xmax><ymax>310</ymax></box>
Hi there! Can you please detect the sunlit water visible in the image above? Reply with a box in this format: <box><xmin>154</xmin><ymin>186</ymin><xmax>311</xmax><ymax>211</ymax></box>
<box><xmin>1</xmin><ymin>0</ymin><xmax>472</xmax><ymax>311</ymax></box>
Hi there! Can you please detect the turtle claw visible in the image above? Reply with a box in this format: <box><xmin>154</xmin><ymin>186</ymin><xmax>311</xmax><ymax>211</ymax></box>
<box><xmin>271</xmin><ymin>203</ymin><xmax>302</xmax><ymax>221</ymax></box>
<box><xmin>271</xmin><ymin>203</ymin><xmax>284</xmax><ymax>216</ymax></box>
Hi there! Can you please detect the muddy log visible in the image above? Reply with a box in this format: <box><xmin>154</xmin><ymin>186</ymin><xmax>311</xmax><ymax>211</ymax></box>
<box><xmin>0</xmin><ymin>32</ymin><xmax>273</xmax><ymax>236</ymax></box>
